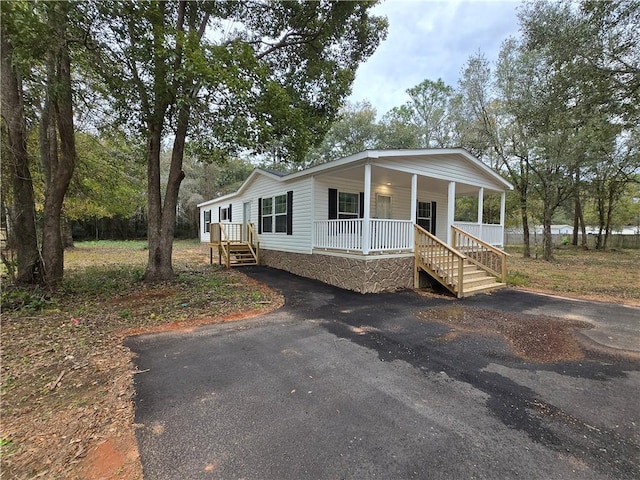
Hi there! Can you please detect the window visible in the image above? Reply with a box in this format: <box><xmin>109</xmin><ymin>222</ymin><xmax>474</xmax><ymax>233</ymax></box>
<box><xmin>417</xmin><ymin>201</ymin><xmax>432</xmax><ymax>231</ymax></box>
<box><xmin>274</xmin><ymin>194</ymin><xmax>287</xmax><ymax>233</ymax></box>
<box><xmin>220</xmin><ymin>207</ymin><xmax>229</xmax><ymax>221</ymax></box>
<box><xmin>260</xmin><ymin>193</ymin><xmax>292</xmax><ymax>234</ymax></box>
<box><xmin>338</xmin><ymin>192</ymin><xmax>359</xmax><ymax>219</ymax></box>
<box><xmin>261</xmin><ymin>198</ymin><xmax>273</xmax><ymax>233</ymax></box>
<box><xmin>204</xmin><ymin>210</ymin><xmax>211</xmax><ymax>233</ymax></box>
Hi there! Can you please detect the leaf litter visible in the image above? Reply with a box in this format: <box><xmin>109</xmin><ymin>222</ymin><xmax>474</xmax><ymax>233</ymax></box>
<box><xmin>417</xmin><ymin>306</ymin><xmax>593</xmax><ymax>363</ymax></box>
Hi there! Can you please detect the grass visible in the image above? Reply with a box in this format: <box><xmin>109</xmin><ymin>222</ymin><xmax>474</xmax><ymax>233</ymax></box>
<box><xmin>505</xmin><ymin>245</ymin><xmax>640</xmax><ymax>306</ymax></box>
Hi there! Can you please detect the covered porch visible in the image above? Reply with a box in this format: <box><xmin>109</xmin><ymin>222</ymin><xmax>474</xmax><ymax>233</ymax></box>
<box><xmin>312</xmin><ymin>161</ymin><xmax>507</xmax><ymax>255</ymax></box>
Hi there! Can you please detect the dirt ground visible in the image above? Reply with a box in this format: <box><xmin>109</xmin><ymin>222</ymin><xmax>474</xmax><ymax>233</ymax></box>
<box><xmin>1</xmin><ymin>244</ymin><xmax>637</xmax><ymax>479</ymax></box>
<box><xmin>416</xmin><ymin>306</ymin><xmax>593</xmax><ymax>363</ymax></box>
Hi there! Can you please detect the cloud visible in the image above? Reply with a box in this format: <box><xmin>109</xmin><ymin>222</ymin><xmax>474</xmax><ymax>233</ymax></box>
<box><xmin>349</xmin><ymin>0</ymin><xmax>522</xmax><ymax>117</ymax></box>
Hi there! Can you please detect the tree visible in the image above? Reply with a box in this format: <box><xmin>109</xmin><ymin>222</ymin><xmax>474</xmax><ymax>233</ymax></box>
<box><xmin>304</xmin><ymin>101</ymin><xmax>379</xmax><ymax>166</ymax></box>
<box><xmin>1</xmin><ymin>6</ymin><xmax>40</xmax><ymax>282</ymax></box>
<box><xmin>89</xmin><ymin>0</ymin><xmax>387</xmax><ymax>281</ymax></box>
<box><xmin>378</xmin><ymin>78</ymin><xmax>459</xmax><ymax>150</ymax></box>
<box><xmin>458</xmin><ymin>49</ymin><xmax>536</xmax><ymax>257</ymax></box>
<box><xmin>1</xmin><ymin>1</ymin><xmax>81</xmax><ymax>287</ymax></box>
<box><xmin>405</xmin><ymin>78</ymin><xmax>457</xmax><ymax>148</ymax></box>
<box><xmin>518</xmin><ymin>0</ymin><xmax>640</xmax><ymax>257</ymax></box>
<box><xmin>377</xmin><ymin>105</ymin><xmax>422</xmax><ymax>149</ymax></box>
<box><xmin>587</xmin><ymin>128</ymin><xmax>639</xmax><ymax>248</ymax></box>
<box><xmin>176</xmin><ymin>154</ymin><xmax>254</xmax><ymax>237</ymax></box>
<box><xmin>64</xmin><ymin>132</ymin><xmax>146</xmax><ymax>238</ymax></box>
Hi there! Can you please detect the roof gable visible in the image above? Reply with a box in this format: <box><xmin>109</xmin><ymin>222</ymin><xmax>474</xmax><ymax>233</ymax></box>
<box><xmin>197</xmin><ymin>148</ymin><xmax>513</xmax><ymax>208</ymax></box>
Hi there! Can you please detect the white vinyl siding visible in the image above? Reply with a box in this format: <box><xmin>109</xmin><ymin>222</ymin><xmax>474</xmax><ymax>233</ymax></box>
<box><xmin>375</xmin><ymin>154</ymin><xmax>505</xmax><ymax>191</ymax></box>
<box><xmin>198</xmin><ymin>174</ymin><xmax>313</xmax><ymax>253</ymax></box>
<box><xmin>314</xmin><ymin>176</ymin><xmax>414</xmax><ymax>221</ymax></box>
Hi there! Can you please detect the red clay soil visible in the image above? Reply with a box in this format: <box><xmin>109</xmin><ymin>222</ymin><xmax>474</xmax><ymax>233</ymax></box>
<box><xmin>80</xmin><ymin>436</ymin><xmax>142</xmax><ymax>480</ymax></box>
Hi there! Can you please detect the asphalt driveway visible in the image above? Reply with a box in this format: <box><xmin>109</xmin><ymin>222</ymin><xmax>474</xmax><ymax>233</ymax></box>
<box><xmin>126</xmin><ymin>267</ymin><xmax>640</xmax><ymax>479</ymax></box>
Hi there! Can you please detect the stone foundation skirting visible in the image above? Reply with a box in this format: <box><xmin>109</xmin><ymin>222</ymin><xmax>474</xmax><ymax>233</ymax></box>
<box><xmin>260</xmin><ymin>249</ymin><xmax>414</xmax><ymax>293</ymax></box>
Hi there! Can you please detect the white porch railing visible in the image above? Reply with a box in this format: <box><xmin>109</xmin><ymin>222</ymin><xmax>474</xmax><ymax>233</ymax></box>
<box><xmin>314</xmin><ymin>219</ymin><xmax>363</xmax><ymax>251</ymax></box>
<box><xmin>368</xmin><ymin>219</ymin><xmax>414</xmax><ymax>252</ymax></box>
<box><xmin>314</xmin><ymin>219</ymin><xmax>413</xmax><ymax>253</ymax></box>
<box><xmin>453</xmin><ymin>222</ymin><xmax>504</xmax><ymax>247</ymax></box>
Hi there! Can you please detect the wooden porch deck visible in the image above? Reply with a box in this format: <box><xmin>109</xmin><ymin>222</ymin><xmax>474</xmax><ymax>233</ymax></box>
<box><xmin>414</xmin><ymin>225</ymin><xmax>508</xmax><ymax>298</ymax></box>
<box><xmin>208</xmin><ymin>223</ymin><xmax>259</xmax><ymax>268</ymax></box>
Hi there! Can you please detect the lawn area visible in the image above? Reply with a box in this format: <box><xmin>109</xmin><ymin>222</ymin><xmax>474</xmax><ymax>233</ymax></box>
<box><xmin>505</xmin><ymin>246</ymin><xmax>640</xmax><ymax>306</ymax></box>
<box><xmin>1</xmin><ymin>240</ymin><xmax>283</xmax><ymax>480</ymax></box>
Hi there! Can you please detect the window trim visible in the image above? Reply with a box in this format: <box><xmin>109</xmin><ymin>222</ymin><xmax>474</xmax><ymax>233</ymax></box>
<box><xmin>260</xmin><ymin>193</ymin><xmax>291</xmax><ymax>234</ymax></box>
<box><xmin>338</xmin><ymin>191</ymin><xmax>360</xmax><ymax>219</ymax></box>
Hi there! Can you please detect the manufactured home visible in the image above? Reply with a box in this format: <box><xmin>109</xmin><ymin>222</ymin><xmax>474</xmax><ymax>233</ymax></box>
<box><xmin>198</xmin><ymin>149</ymin><xmax>513</xmax><ymax>297</ymax></box>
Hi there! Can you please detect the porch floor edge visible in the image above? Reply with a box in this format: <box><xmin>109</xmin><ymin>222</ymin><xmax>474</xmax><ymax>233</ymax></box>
<box><xmin>311</xmin><ymin>248</ymin><xmax>414</xmax><ymax>260</ymax></box>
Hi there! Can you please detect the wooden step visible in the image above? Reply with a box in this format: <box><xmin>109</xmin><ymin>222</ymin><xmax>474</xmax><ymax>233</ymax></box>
<box><xmin>462</xmin><ymin>282</ymin><xmax>507</xmax><ymax>296</ymax></box>
<box><xmin>416</xmin><ymin>254</ymin><xmax>506</xmax><ymax>298</ymax></box>
<box><xmin>220</xmin><ymin>242</ymin><xmax>258</xmax><ymax>267</ymax></box>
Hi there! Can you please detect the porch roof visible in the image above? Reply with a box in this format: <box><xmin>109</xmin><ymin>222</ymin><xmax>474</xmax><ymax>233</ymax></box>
<box><xmin>197</xmin><ymin>148</ymin><xmax>513</xmax><ymax>208</ymax></box>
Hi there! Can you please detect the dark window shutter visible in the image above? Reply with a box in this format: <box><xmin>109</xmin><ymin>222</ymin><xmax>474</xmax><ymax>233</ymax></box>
<box><xmin>218</xmin><ymin>206</ymin><xmax>221</xmax><ymax>222</ymax></box>
<box><xmin>286</xmin><ymin>191</ymin><xmax>293</xmax><ymax>235</ymax></box>
<box><xmin>328</xmin><ymin>188</ymin><xmax>338</xmax><ymax>220</ymax></box>
<box><xmin>204</xmin><ymin>210</ymin><xmax>211</xmax><ymax>233</ymax></box>
<box><xmin>431</xmin><ymin>201</ymin><xmax>437</xmax><ymax>235</ymax></box>
<box><xmin>228</xmin><ymin>203</ymin><xmax>232</xmax><ymax>222</ymax></box>
<box><xmin>257</xmin><ymin>198</ymin><xmax>262</xmax><ymax>234</ymax></box>
<box><xmin>359</xmin><ymin>192</ymin><xmax>365</xmax><ymax>218</ymax></box>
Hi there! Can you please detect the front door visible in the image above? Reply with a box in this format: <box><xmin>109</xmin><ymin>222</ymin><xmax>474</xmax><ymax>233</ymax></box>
<box><xmin>376</xmin><ymin>195</ymin><xmax>392</xmax><ymax>219</ymax></box>
<box><xmin>243</xmin><ymin>201</ymin><xmax>251</xmax><ymax>240</ymax></box>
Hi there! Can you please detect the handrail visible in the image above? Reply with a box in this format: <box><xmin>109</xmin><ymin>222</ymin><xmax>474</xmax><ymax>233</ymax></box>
<box><xmin>246</xmin><ymin>222</ymin><xmax>260</xmax><ymax>264</ymax></box>
<box><xmin>219</xmin><ymin>223</ymin><xmax>230</xmax><ymax>267</ymax></box>
<box><xmin>451</xmin><ymin>226</ymin><xmax>508</xmax><ymax>281</ymax></box>
<box><xmin>415</xmin><ymin>224</ymin><xmax>466</xmax><ymax>298</ymax></box>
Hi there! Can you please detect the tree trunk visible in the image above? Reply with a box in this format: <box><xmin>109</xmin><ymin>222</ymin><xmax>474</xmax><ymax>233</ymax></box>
<box><xmin>144</xmin><ymin>104</ymin><xmax>188</xmax><ymax>282</ymax></box>
<box><xmin>542</xmin><ymin>203</ymin><xmax>554</xmax><ymax>261</ymax></box>
<box><xmin>572</xmin><ymin>197</ymin><xmax>579</xmax><ymax>246</ymax></box>
<box><xmin>604</xmin><ymin>189</ymin><xmax>616</xmax><ymax>250</ymax></box>
<box><xmin>577</xmin><ymin>197</ymin><xmax>588</xmax><ymax>249</ymax></box>
<box><xmin>1</xmin><ymin>24</ymin><xmax>41</xmax><ymax>283</ymax></box>
<box><xmin>595</xmin><ymin>195</ymin><xmax>605</xmax><ymax>249</ymax></box>
<box><xmin>520</xmin><ymin>191</ymin><xmax>531</xmax><ymax>258</ymax></box>
<box><xmin>41</xmin><ymin>2</ymin><xmax>77</xmax><ymax>288</ymax></box>
<box><xmin>62</xmin><ymin>219</ymin><xmax>74</xmax><ymax>248</ymax></box>
<box><xmin>144</xmin><ymin>124</ymin><xmax>168</xmax><ymax>281</ymax></box>
<box><xmin>572</xmin><ymin>170</ymin><xmax>588</xmax><ymax>250</ymax></box>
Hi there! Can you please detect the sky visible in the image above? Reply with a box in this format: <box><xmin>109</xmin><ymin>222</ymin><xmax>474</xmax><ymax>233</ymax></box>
<box><xmin>347</xmin><ymin>0</ymin><xmax>523</xmax><ymax>117</ymax></box>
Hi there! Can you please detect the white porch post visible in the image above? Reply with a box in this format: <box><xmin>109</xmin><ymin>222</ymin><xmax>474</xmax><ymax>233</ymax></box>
<box><xmin>447</xmin><ymin>181</ymin><xmax>456</xmax><ymax>245</ymax></box>
<box><xmin>362</xmin><ymin>163</ymin><xmax>372</xmax><ymax>254</ymax></box>
<box><xmin>410</xmin><ymin>174</ymin><xmax>417</xmax><ymax>252</ymax></box>
<box><xmin>310</xmin><ymin>176</ymin><xmax>315</xmax><ymax>250</ymax></box>
<box><xmin>499</xmin><ymin>191</ymin><xmax>506</xmax><ymax>247</ymax></box>
<box><xmin>477</xmin><ymin>187</ymin><xmax>484</xmax><ymax>240</ymax></box>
